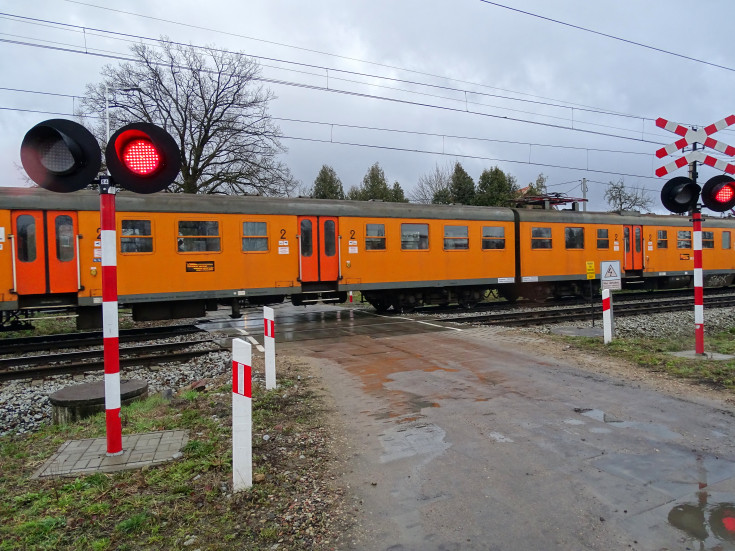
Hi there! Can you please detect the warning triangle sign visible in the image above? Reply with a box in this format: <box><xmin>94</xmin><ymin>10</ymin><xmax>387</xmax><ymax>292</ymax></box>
<box><xmin>604</xmin><ymin>264</ymin><xmax>618</xmax><ymax>278</ymax></box>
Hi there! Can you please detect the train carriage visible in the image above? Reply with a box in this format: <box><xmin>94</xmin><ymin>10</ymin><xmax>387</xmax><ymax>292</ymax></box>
<box><xmin>1</xmin><ymin>186</ymin><xmax>734</xmax><ymax>329</ymax></box>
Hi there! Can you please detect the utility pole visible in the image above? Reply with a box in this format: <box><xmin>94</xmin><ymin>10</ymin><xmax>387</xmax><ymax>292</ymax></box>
<box><xmin>581</xmin><ymin>178</ymin><xmax>587</xmax><ymax>211</ymax></box>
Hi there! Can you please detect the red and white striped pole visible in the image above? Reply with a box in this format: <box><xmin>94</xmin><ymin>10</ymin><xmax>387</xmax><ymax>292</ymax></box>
<box><xmin>232</xmin><ymin>338</ymin><xmax>252</xmax><ymax>491</ymax></box>
<box><xmin>693</xmin><ymin>209</ymin><xmax>705</xmax><ymax>355</ymax></box>
<box><xmin>602</xmin><ymin>289</ymin><xmax>612</xmax><ymax>344</ymax></box>
<box><xmin>100</xmin><ymin>176</ymin><xmax>122</xmax><ymax>456</ymax></box>
<box><xmin>263</xmin><ymin>306</ymin><xmax>276</xmax><ymax>390</ymax></box>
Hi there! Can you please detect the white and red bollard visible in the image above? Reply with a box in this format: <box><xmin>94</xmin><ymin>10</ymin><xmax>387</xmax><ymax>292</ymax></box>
<box><xmin>693</xmin><ymin>210</ymin><xmax>705</xmax><ymax>355</ymax></box>
<box><xmin>349</xmin><ymin>291</ymin><xmax>353</xmax><ymax>303</ymax></box>
<box><xmin>263</xmin><ymin>306</ymin><xmax>276</xmax><ymax>390</ymax></box>
<box><xmin>602</xmin><ymin>289</ymin><xmax>613</xmax><ymax>344</ymax></box>
<box><xmin>100</xmin><ymin>178</ymin><xmax>122</xmax><ymax>456</ymax></box>
<box><xmin>232</xmin><ymin>338</ymin><xmax>252</xmax><ymax>491</ymax></box>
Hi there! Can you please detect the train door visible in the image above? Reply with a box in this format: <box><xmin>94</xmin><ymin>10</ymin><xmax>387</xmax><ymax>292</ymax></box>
<box><xmin>623</xmin><ymin>224</ymin><xmax>644</xmax><ymax>271</ymax></box>
<box><xmin>11</xmin><ymin>211</ymin><xmax>79</xmax><ymax>295</ymax></box>
<box><xmin>297</xmin><ymin>216</ymin><xmax>339</xmax><ymax>282</ymax></box>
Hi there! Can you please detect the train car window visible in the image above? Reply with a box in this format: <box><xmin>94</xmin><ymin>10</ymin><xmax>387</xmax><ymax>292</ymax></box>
<box><xmin>702</xmin><ymin>231</ymin><xmax>715</xmax><ymax>249</ymax></box>
<box><xmin>565</xmin><ymin>227</ymin><xmax>584</xmax><ymax>249</ymax></box>
<box><xmin>724</xmin><ymin>231</ymin><xmax>732</xmax><ymax>250</ymax></box>
<box><xmin>177</xmin><ymin>221</ymin><xmax>220</xmax><ymax>252</ymax></box>
<box><xmin>55</xmin><ymin>215</ymin><xmax>75</xmax><ymax>262</ymax></box>
<box><xmin>677</xmin><ymin>230</ymin><xmax>692</xmax><ymax>249</ymax></box>
<box><xmin>365</xmin><ymin>224</ymin><xmax>386</xmax><ymax>250</ymax></box>
<box><xmin>300</xmin><ymin>219</ymin><xmax>313</xmax><ymax>257</ymax></box>
<box><xmin>401</xmin><ymin>223</ymin><xmax>429</xmax><ymax>250</ymax></box>
<box><xmin>635</xmin><ymin>227</ymin><xmax>642</xmax><ymax>253</ymax></box>
<box><xmin>242</xmin><ymin>221</ymin><xmax>268</xmax><ymax>252</ymax></box>
<box><xmin>596</xmin><ymin>229</ymin><xmax>609</xmax><ymax>249</ymax></box>
<box><xmin>624</xmin><ymin>227</ymin><xmax>630</xmax><ymax>253</ymax></box>
<box><xmin>17</xmin><ymin>215</ymin><xmax>37</xmax><ymax>262</ymax></box>
<box><xmin>657</xmin><ymin>230</ymin><xmax>668</xmax><ymax>249</ymax></box>
<box><xmin>444</xmin><ymin>225</ymin><xmax>469</xmax><ymax>250</ymax></box>
<box><xmin>531</xmin><ymin>227</ymin><xmax>552</xmax><ymax>249</ymax></box>
<box><xmin>121</xmin><ymin>220</ymin><xmax>153</xmax><ymax>253</ymax></box>
<box><xmin>482</xmin><ymin>226</ymin><xmax>505</xmax><ymax>250</ymax></box>
<box><xmin>324</xmin><ymin>220</ymin><xmax>336</xmax><ymax>257</ymax></box>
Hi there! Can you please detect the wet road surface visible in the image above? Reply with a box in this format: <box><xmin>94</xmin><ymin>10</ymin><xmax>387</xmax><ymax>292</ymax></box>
<box><xmin>269</xmin><ymin>307</ymin><xmax>735</xmax><ymax>551</ymax></box>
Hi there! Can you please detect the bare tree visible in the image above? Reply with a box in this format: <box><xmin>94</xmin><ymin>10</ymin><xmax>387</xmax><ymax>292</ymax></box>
<box><xmin>411</xmin><ymin>162</ymin><xmax>451</xmax><ymax>204</ymax></box>
<box><xmin>604</xmin><ymin>179</ymin><xmax>653</xmax><ymax>212</ymax></box>
<box><xmin>80</xmin><ymin>39</ymin><xmax>295</xmax><ymax>195</ymax></box>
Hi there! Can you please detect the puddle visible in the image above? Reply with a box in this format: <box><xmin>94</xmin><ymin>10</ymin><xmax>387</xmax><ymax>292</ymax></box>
<box><xmin>379</xmin><ymin>423</ymin><xmax>450</xmax><ymax>464</ymax></box>
<box><xmin>575</xmin><ymin>408</ymin><xmax>681</xmax><ymax>440</ymax></box>
<box><xmin>669</xmin><ymin>501</ymin><xmax>735</xmax><ymax>544</ymax></box>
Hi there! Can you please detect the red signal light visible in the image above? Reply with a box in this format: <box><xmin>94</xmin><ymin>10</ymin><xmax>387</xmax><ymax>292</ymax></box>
<box><xmin>106</xmin><ymin>122</ymin><xmax>181</xmax><ymax>194</ymax></box>
<box><xmin>122</xmin><ymin>139</ymin><xmax>161</xmax><ymax>175</ymax></box>
<box><xmin>714</xmin><ymin>183</ymin><xmax>734</xmax><ymax>204</ymax></box>
<box><xmin>702</xmin><ymin>175</ymin><xmax>735</xmax><ymax>212</ymax></box>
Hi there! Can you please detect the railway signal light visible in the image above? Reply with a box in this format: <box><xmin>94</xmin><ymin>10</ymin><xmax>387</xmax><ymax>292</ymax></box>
<box><xmin>660</xmin><ymin>176</ymin><xmax>701</xmax><ymax>214</ymax></box>
<box><xmin>106</xmin><ymin>122</ymin><xmax>181</xmax><ymax>194</ymax></box>
<box><xmin>20</xmin><ymin>119</ymin><xmax>102</xmax><ymax>193</ymax></box>
<box><xmin>701</xmin><ymin>174</ymin><xmax>735</xmax><ymax>212</ymax></box>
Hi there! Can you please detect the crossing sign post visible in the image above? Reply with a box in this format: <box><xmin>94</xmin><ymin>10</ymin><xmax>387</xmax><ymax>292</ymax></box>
<box><xmin>654</xmin><ymin>114</ymin><xmax>735</xmax><ymax>356</ymax></box>
<box><xmin>601</xmin><ymin>261</ymin><xmax>621</xmax><ymax>291</ymax></box>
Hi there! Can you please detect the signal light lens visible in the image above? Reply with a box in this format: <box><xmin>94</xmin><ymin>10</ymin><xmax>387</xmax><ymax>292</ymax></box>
<box><xmin>715</xmin><ymin>184</ymin><xmax>734</xmax><ymax>204</ymax></box>
<box><xmin>702</xmin><ymin>175</ymin><xmax>735</xmax><ymax>212</ymax></box>
<box><xmin>39</xmin><ymin>137</ymin><xmax>77</xmax><ymax>174</ymax></box>
<box><xmin>122</xmin><ymin>139</ymin><xmax>161</xmax><ymax>175</ymax></box>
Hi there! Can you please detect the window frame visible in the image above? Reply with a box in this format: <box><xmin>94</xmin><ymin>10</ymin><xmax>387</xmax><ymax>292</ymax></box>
<box><xmin>365</xmin><ymin>223</ymin><xmax>386</xmax><ymax>251</ymax></box>
<box><xmin>657</xmin><ymin>229</ymin><xmax>668</xmax><ymax>249</ymax></box>
<box><xmin>177</xmin><ymin>220</ymin><xmax>221</xmax><ymax>253</ymax></box>
<box><xmin>120</xmin><ymin>219</ymin><xmax>154</xmax><ymax>254</ymax></box>
<box><xmin>531</xmin><ymin>226</ymin><xmax>552</xmax><ymax>250</ymax></box>
<box><xmin>401</xmin><ymin>223</ymin><xmax>430</xmax><ymax>250</ymax></box>
<box><xmin>564</xmin><ymin>227</ymin><xmax>585</xmax><ymax>250</ymax></box>
<box><xmin>241</xmin><ymin>221</ymin><xmax>269</xmax><ymax>253</ymax></box>
<box><xmin>702</xmin><ymin>231</ymin><xmax>715</xmax><ymax>249</ymax></box>
<box><xmin>443</xmin><ymin>225</ymin><xmax>469</xmax><ymax>251</ymax></box>
<box><xmin>596</xmin><ymin>228</ymin><xmax>609</xmax><ymax>250</ymax></box>
<box><xmin>724</xmin><ymin>231</ymin><xmax>732</xmax><ymax>250</ymax></box>
<box><xmin>677</xmin><ymin>230</ymin><xmax>692</xmax><ymax>249</ymax></box>
<box><xmin>482</xmin><ymin>226</ymin><xmax>506</xmax><ymax>250</ymax></box>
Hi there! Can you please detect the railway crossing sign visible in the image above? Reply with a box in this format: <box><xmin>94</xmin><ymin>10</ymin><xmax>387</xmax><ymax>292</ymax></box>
<box><xmin>655</xmin><ymin>115</ymin><xmax>735</xmax><ymax>177</ymax></box>
<box><xmin>601</xmin><ymin>261</ymin><xmax>621</xmax><ymax>291</ymax></box>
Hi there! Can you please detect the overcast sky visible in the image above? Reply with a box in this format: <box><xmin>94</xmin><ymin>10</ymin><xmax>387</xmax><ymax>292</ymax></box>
<box><xmin>2</xmin><ymin>0</ymin><xmax>734</xmax><ymax>211</ymax></box>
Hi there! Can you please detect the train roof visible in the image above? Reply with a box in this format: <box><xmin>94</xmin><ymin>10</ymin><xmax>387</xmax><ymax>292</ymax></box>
<box><xmin>0</xmin><ymin>186</ymin><xmax>516</xmax><ymax>221</ymax></box>
<box><xmin>1</xmin><ymin>186</ymin><xmax>734</xmax><ymax>226</ymax></box>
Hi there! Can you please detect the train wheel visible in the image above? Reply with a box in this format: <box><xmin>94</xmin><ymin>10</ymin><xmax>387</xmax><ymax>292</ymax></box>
<box><xmin>369</xmin><ymin>297</ymin><xmax>391</xmax><ymax>313</ymax></box>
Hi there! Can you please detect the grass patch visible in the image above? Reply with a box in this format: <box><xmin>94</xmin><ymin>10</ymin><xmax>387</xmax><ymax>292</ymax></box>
<box><xmin>0</xmin><ymin>362</ymin><xmax>346</xmax><ymax>550</ymax></box>
<box><xmin>562</xmin><ymin>327</ymin><xmax>735</xmax><ymax>389</ymax></box>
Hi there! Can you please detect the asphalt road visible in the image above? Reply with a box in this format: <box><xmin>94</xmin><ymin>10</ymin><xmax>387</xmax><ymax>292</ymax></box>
<box><xmin>287</xmin><ymin>318</ymin><xmax>735</xmax><ymax>551</ymax></box>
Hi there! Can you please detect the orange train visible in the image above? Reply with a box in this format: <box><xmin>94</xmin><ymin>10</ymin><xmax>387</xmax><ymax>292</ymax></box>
<box><xmin>1</xmin><ymin>186</ymin><xmax>734</xmax><ymax>328</ymax></box>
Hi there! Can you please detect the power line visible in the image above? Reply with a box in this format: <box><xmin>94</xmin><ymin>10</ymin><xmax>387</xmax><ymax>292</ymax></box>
<box><xmin>0</xmin><ymin>104</ymin><xmax>660</xmax><ymax>181</ymax></box>
<box><xmin>56</xmin><ymin>0</ymin><xmax>659</xmax><ymax>115</ymax></box>
<box><xmin>477</xmin><ymin>0</ymin><xmax>735</xmax><ymax>73</ymax></box>
<box><xmin>0</xmin><ymin>36</ymin><xmax>671</xmax><ymax>148</ymax></box>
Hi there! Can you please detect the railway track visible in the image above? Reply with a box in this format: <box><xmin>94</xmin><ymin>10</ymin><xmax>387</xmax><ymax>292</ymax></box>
<box><xmin>440</xmin><ymin>292</ymin><xmax>735</xmax><ymax>327</ymax></box>
<box><xmin>0</xmin><ymin>326</ymin><xmax>221</xmax><ymax>381</ymax></box>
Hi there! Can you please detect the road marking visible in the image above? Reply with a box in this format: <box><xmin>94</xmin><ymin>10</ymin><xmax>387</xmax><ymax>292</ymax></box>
<box><xmin>237</xmin><ymin>329</ymin><xmax>265</xmax><ymax>352</ymax></box>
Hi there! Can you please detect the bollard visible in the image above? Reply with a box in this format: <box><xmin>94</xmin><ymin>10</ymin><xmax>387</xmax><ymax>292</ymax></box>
<box><xmin>232</xmin><ymin>338</ymin><xmax>252</xmax><ymax>491</ymax></box>
<box><xmin>602</xmin><ymin>289</ymin><xmax>613</xmax><ymax>344</ymax></box>
<box><xmin>263</xmin><ymin>306</ymin><xmax>276</xmax><ymax>390</ymax></box>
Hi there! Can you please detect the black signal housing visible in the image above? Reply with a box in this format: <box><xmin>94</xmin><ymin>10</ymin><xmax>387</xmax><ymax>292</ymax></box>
<box><xmin>20</xmin><ymin>119</ymin><xmax>102</xmax><ymax>193</ymax></box>
<box><xmin>660</xmin><ymin>176</ymin><xmax>701</xmax><ymax>214</ymax></box>
<box><xmin>701</xmin><ymin>174</ymin><xmax>735</xmax><ymax>212</ymax></box>
<box><xmin>106</xmin><ymin>123</ymin><xmax>181</xmax><ymax>194</ymax></box>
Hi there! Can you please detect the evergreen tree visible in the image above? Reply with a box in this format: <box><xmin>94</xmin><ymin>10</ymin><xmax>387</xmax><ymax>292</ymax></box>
<box><xmin>390</xmin><ymin>181</ymin><xmax>408</xmax><ymax>203</ymax></box>
<box><xmin>311</xmin><ymin>165</ymin><xmax>345</xmax><ymax>199</ymax></box>
<box><xmin>348</xmin><ymin>162</ymin><xmax>407</xmax><ymax>202</ymax></box>
<box><xmin>432</xmin><ymin>187</ymin><xmax>453</xmax><ymax>204</ymax></box>
<box><xmin>449</xmin><ymin>162</ymin><xmax>476</xmax><ymax>204</ymax></box>
<box><xmin>525</xmin><ymin>173</ymin><xmax>548</xmax><ymax>196</ymax></box>
<box><xmin>475</xmin><ymin>166</ymin><xmax>518</xmax><ymax>206</ymax></box>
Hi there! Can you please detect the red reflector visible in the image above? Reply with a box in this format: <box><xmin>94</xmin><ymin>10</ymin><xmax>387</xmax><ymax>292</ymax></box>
<box><xmin>723</xmin><ymin>516</ymin><xmax>735</xmax><ymax>531</ymax></box>
<box><xmin>122</xmin><ymin>139</ymin><xmax>160</xmax><ymax>175</ymax></box>
<box><xmin>715</xmin><ymin>184</ymin><xmax>735</xmax><ymax>204</ymax></box>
